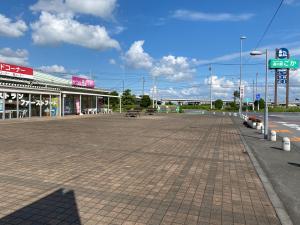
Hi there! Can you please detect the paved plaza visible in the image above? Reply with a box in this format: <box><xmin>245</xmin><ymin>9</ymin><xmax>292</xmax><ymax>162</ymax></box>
<box><xmin>0</xmin><ymin>114</ymin><xmax>280</xmax><ymax>225</ymax></box>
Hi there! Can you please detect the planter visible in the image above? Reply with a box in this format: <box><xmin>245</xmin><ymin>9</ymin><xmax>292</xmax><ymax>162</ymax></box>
<box><xmin>256</xmin><ymin>122</ymin><xmax>262</xmax><ymax>130</ymax></box>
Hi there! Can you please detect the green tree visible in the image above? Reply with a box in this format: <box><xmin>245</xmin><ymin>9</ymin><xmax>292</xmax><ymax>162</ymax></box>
<box><xmin>109</xmin><ymin>91</ymin><xmax>119</xmax><ymax>109</ymax></box>
<box><xmin>122</xmin><ymin>89</ymin><xmax>136</xmax><ymax>106</ymax></box>
<box><xmin>215</xmin><ymin>99</ymin><xmax>223</xmax><ymax>110</ymax></box>
<box><xmin>259</xmin><ymin>98</ymin><xmax>265</xmax><ymax>109</ymax></box>
<box><xmin>140</xmin><ymin>95</ymin><xmax>151</xmax><ymax>108</ymax></box>
<box><xmin>229</xmin><ymin>101</ymin><xmax>238</xmax><ymax>110</ymax></box>
<box><xmin>233</xmin><ymin>90</ymin><xmax>240</xmax><ymax>103</ymax></box>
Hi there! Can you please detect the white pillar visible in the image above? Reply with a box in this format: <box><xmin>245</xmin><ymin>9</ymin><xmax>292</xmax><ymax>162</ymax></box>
<box><xmin>119</xmin><ymin>97</ymin><xmax>122</xmax><ymax>113</ymax></box>
<box><xmin>16</xmin><ymin>93</ymin><xmax>19</xmax><ymax>119</ymax></box>
<box><xmin>40</xmin><ymin>94</ymin><xmax>42</xmax><ymax>117</ymax></box>
<box><xmin>62</xmin><ymin>94</ymin><xmax>65</xmax><ymax>117</ymax></box>
<box><xmin>49</xmin><ymin>95</ymin><xmax>52</xmax><ymax>117</ymax></box>
<box><xmin>95</xmin><ymin>96</ymin><xmax>98</xmax><ymax>113</ymax></box>
<box><xmin>2</xmin><ymin>92</ymin><xmax>5</xmax><ymax>120</ymax></box>
<box><xmin>79</xmin><ymin>94</ymin><xmax>82</xmax><ymax>115</ymax></box>
<box><xmin>29</xmin><ymin>93</ymin><xmax>31</xmax><ymax>118</ymax></box>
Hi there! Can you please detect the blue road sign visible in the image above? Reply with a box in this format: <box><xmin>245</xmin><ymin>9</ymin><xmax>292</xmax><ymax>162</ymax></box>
<box><xmin>256</xmin><ymin>94</ymin><xmax>261</xmax><ymax>101</ymax></box>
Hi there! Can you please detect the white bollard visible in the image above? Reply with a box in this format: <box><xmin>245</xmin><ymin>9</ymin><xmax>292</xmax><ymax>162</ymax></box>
<box><xmin>270</xmin><ymin>130</ymin><xmax>276</xmax><ymax>141</ymax></box>
<box><xmin>223</xmin><ymin>112</ymin><xmax>226</xmax><ymax>116</ymax></box>
<box><xmin>213</xmin><ymin>112</ymin><xmax>215</xmax><ymax>115</ymax></box>
<box><xmin>234</xmin><ymin>113</ymin><xmax>237</xmax><ymax>117</ymax></box>
<box><xmin>229</xmin><ymin>112</ymin><xmax>232</xmax><ymax>116</ymax></box>
<box><xmin>282</xmin><ymin>137</ymin><xmax>291</xmax><ymax>151</ymax></box>
<box><xmin>261</xmin><ymin>125</ymin><xmax>264</xmax><ymax>134</ymax></box>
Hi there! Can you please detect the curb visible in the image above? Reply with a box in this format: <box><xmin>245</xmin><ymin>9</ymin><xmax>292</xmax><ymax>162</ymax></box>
<box><xmin>235</xmin><ymin>118</ymin><xmax>294</xmax><ymax>225</ymax></box>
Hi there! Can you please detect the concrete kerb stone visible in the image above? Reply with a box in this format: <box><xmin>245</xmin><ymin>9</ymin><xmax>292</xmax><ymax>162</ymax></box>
<box><xmin>235</xmin><ymin>117</ymin><xmax>294</xmax><ymax>225</ymax></box>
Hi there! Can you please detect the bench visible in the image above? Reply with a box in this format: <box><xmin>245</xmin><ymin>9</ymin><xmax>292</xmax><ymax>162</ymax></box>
<box><xmin>145</xmin><ymin>108</ymin><xmax>157</xmax><ymax>115</ymax></box>
<box><xmin>125</xmin><ymin>110</ymin><xmax>140</xmax><ymax>117</ymax></box>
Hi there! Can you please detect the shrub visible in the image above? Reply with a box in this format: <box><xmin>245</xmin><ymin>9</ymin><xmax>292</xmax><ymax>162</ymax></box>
<box><xmin>215</xmin><ymin>99</ymin><xmax>223</xmax><ymax>110</ymax></box>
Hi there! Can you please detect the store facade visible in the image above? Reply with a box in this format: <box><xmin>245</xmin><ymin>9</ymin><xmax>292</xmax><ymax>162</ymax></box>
<box><xmin>0</xmin><ymin>62</ymin><xmax>120</xmax><ymax>120</ymax></box>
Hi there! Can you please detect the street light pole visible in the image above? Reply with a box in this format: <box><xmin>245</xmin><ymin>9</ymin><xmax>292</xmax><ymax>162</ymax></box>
<box><xmin>239</xmin><ymin>36</ymin><xmax>246</xmax><ymax>116</ymax></box>
<box><xmin>256</xmin><ymin>72</ymin><xmax>259</xmax><ymax>111</ymax></box>
<box><xmin>209</xmin><ymin>64</ymin><xmax>212</xmax><ymax>110</ymax></box>
<box><xmin>264</xmin><ymin>49</ymin><xmax>269</xmax><ymax>139</ymax></box>
<box><xmin>250</xmin><ymin>49</ymin><xmax>269</xmax><ymax>139</ymax></box>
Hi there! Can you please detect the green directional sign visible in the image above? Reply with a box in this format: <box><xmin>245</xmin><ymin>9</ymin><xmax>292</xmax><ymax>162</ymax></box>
<box><xmin>269</xmin><ymin>59</ymin><xmax>299</xmax><ymax>69</ymax></box>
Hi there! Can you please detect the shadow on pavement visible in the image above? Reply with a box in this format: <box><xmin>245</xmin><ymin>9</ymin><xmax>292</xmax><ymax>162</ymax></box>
<box><xmin>271</xmin><ymin>146</ymin><xmax>284</xmax><ymax>151</ymax></box>
<box><xmin>288</xmin><ymin>162</ymin><xmax>300</xmax><ymax>167</ymax></box>
<box><xmin>0</xmin><ymin>188</ymin><xmax>81</xmax><ymax>225</ymax></box>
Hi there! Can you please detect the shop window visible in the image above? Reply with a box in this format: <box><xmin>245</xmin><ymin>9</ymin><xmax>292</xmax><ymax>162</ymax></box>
<box><xmin>42</xmin><ymin>95</ymin><xmax>50</xmax><ymax>117</ymax></box>
<box><xmin>31</xmin><ymin>94</ymin><xmax>41</xmax><ymax>117</ymax></box>
<box><xmin>19</xmin><ymin>93</ymin><xmax>29</xmax><ymax>118</ymax></box>
<box><xmin>51</xmin><ymin>96</ymin><xmax>59</xmax><ymax>117</ymax></box>
<box><xmin>5</xmin><ymin>93</ymin><xmax>17</xmax><ymax>119</ymax></box>
<box><xmin>64</xmin><ymin>95</ymin><xmax>78</xmax><ymax>115</ymax></box>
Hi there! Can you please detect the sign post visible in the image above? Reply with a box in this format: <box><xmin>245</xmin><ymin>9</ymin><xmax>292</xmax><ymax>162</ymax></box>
<box><xmin>256</xmin><ymin>94</ymin><xmax>261</xmax><ymax>111</ymax></box>
<box><xmin>269</xmin><ymin>48</ymin><xmax>299</xmax><ymax>108</ymax></box>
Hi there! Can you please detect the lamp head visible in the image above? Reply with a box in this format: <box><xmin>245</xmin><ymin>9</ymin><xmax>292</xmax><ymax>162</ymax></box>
<box><xmin>240</xmin><ymin>36</ymin><xmax>247</xmax><ymax>40</ymax></box>
<box><xmin>250</xmin><ymin>50</ymin><xmax>263</xmax><ymax>56</ymax></box>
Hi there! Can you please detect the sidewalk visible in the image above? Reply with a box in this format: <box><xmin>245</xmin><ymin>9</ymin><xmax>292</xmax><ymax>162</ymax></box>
<box><xmin>233</xmin><ymin>116</ymin><xmax>300</xmax><ymax>225</ymax></box>
<box><xmin>0</xmin><ymin>114</ymin><xmax>281</xmax><ymax>225</ymax></box>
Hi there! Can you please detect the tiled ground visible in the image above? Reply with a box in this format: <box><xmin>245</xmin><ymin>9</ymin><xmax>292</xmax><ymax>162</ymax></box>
<box><xmin>0</xmin><ymin>114</ymin><xmax>280</xmax><ymax>225</ymax></box>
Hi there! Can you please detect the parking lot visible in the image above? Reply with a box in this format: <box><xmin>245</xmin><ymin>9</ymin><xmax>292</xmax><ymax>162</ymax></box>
<box><xmin>0</xmin><ymin>114</ymin><xmax>280</xmax><ymax>225</ymax></box>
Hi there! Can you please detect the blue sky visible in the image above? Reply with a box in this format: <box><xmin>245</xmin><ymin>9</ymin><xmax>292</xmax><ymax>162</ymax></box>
<box><xmin>1</xmin><ymin>0</ymin><xmax>300</xmax><ymax>102</ymax></box>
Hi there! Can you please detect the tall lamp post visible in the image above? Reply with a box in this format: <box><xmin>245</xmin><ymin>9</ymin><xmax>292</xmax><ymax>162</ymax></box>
<box><xmin>250</xmin><ymin>49</ymin><xmax>269</xmax><ymax>139</ymax></box>
<box><xmin>209</xmin><ymin>64</ymin><xmax>213</xmax><ymax>110</ymax></box>
<box><xmin>239</xmin><ymin>36</ymin><xmax>247</xmax><ymax>116</ymax></box>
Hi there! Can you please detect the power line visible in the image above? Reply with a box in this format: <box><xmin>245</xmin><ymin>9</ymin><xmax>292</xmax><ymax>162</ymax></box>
<box><xmin>254</xmin><ymin>0</ymin><xmax>285</xmax><ymax>50</ymax></box>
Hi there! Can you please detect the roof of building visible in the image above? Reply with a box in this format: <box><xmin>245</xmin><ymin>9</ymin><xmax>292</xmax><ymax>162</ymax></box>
<box><xmin>33</xmin><ymin>71</ymin><xmax>72</xmax><ymax>86</ymax></box>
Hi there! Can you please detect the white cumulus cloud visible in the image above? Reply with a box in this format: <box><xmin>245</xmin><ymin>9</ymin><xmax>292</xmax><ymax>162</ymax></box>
<box><xmin>151</xmin><ymin>55</ymin><xmax>196</xmax><ymax>81</ymax></box>
<box><xmin>204</xmin><ymin>75</ymin><xmax>236</xmax><ymax>98</ymax></box>
<box><xmin>38</xmin><ymin>65</ymin><xmax>66</xmax><ymax>73</ymax></box>
<box><xmin>30</xmin><ymin>0</ymin><xmax>117</xmax><ymax>19</ymax></box>
<box><xmin>0</xmin><ymin>14</ymin><xmax>27</xmax><ymax>37</ymax></box>
<box><xmin>31</xmin><ymin>12</ymin><xmax>120</xmax><ymax>51</ymax></box>
<box><xmin>0</xmin><ymin>48</ymin><xmax>29</xmax><ymax>65</ymax></box>
<box><xmin>124</xmin><ymin>40</ymin><xmax>153</xmax><ymax>69</ymax></box>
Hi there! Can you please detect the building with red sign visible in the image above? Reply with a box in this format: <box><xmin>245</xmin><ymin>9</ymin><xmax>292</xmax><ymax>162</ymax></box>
<box><xmin>0</xmin><ymin>62</ymin><xmax>120</xmax><ymax>120</ymax></box>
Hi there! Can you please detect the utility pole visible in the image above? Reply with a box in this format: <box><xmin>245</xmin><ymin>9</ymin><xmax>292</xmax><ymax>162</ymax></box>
<box><xmin>122</xmin><ymin>79</ymin><xmax>125</xmax><ymax>93</ymax></box>
<box><xmin>152</xmin><ymin>77</ymin><xmax>155</xmax><ymax>108</ymax></box>
<box><xmin>256</xmin><ymin>73</ymin><xmax>259</xmax><ymax>111</ymax></box>
<box><xmin>154</xmin><ymin>78</ymin><xmax>158</xmax><ymax>108</ymax></box>
<box><xmin>142</xmin><ymin>76</ymin><xmax>145</xmax><ymax>96</ymax></box>
<box><xmin>275</xmin><ymin>49</ymin><xmax>278</xmax><ymax>106</ymax></box>
<box><xmin>286</xmin><ymin>52</ymin><xmax>290</xmax><ymax>108</ymax></box>
<box><xmin>239</xmin><ymin>36</ymin><xmax>246</xmax><ymax>116</ymax></box>
<box><xmin>253</xmin><ymin>80</ymin><xmax>255</xmax><ymax>111</ymax></box>
<box><xmin>209</xmin><ymin>64</ymin><xmax>212</xmax><ymax>109</ymax></box>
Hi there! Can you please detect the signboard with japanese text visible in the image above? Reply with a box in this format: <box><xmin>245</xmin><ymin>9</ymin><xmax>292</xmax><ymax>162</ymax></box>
<box><xmin>72</xmin><ymin>76</ymin><xmax>95</xmax><ymax>89</ymax></box>
<box><xmin>276</xmin><ymin>69</ymin><xmax>287</xmax><ymax>84</ymax></box>
<box><xmin>240</xmin><ymin>85</ymin><xmax>245</xmax><ymax>99</ymax></box>
<box><xmin>277</xmin><ymin>48</ymin><xmax>289</xmax><ymax>59</ymax></box>
<box><xmin>269</xmin><ymin>59</ymin><xmax>299</xmax><ymax>69</ymax></box>
<box><xmin>0</xmin><ymin>62</ymin><xmax>33</xmax><ymax>79</ymax></box>
<box><xmin>0</xmin><ymin>93</ymin><xmax>56</xmax><ymax>107</ymax></box>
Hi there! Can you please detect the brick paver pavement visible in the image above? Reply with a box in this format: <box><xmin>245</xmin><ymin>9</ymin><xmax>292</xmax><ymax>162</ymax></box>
<box><xmin>0</xmin><ymin>114</ymin><xmax>281</xmax><ymax>225</ymax></box>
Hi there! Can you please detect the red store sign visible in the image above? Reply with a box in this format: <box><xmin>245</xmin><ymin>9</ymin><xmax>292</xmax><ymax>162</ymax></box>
<box><xmin>0</xmin><ymin>62</ymin><xmax>33</xmax><ymax>79</ymax></box>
